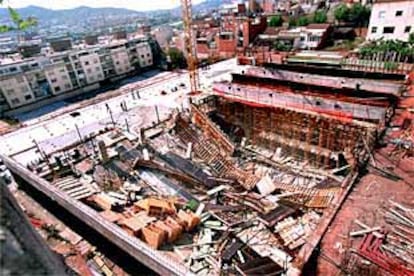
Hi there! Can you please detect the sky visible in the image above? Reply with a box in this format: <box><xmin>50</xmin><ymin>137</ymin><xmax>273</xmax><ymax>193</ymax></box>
<box><xmin>5</xmin><ymin>0</ymin><xmax>205</xmax><ymax>11</ymax></box>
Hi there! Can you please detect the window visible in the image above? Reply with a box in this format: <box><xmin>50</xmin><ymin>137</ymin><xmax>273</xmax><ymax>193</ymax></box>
<box><xmin>65</xmin><ymin>83</ymin><xmax>71</xmax><ymax>89</ymax></box>
<box><xmin>85</xmin><ymin>61</ymin><xmax>89</xmax><ymax>65</ymax></box>
<box><xmin>9</xmin><ymin>67</ymin><xmax>17</xmax><ymax>72</ymax></box>
<box><xmin>378</xmin><ymin>11</ymin><xmax>386</xmax><ymax>18</ymax></box>
<box><xmin>116</xmin><ymin>61</ymin><xmax>120</xmax><ymax>65</ymax></box>
<box><xmin>395</xmin><ymin>10</ymin><xmax>403</xmax><ymax>16</ymax></box>
<box><xmin>51</xmin><ymin>78</ymin><xmax>57</xmax><ymax>83</ymax></box>
<box><xmin>141</xmin><ymin>54</ymin><xmax>145</xmax><ymax>58</ymax></box>
<box><xmin>87</xmin><ymin>68</ymin><xmax>92</xmax><ymax>73</ymax></box>
<box><xmin>97</xmin><ymin>74</ymin><xmax>103</xmax><ymax>79</ymax></box>
<box><xmin>93</xmin><ymin>59</ymin><xmax>98</xmax><ymax>64</ymax></box>
<box><xmin>59</xmin><ymin>68</ymin><xmax>65</xmax><ymax>73</ymax></box>
<box><xmin>6</xmin><ymin>89</ymin><xmax>14</xmax><ymax>95</ymax></box>
<box><xmin>147</xmin><ymin>53</ymin><xmax>150</xmax><ymax>57</ymax></box>
<box><xmin>90</xmin><ymin>76</ymin><xmax>95</xmax><ymax>82</ymax></box>
<box><xmin>405</xmin><ymin>26</ymin><xmax>411</xmax><ymax>33</ymax></box>
<box><xmin>95</xmin><ymin>67</ymin><xmax>100</xmax><ymax>72</ymax></box>
<box><xmin>54</xmin><ymin>86</ymin><xmax>61</xmax><ymax>92</ymax></box>
<box><xmin>24</xmin><ymin>94</ymin><xmax>32</xmax><ymax>101</ymax></box>
<box><xmin>62</xmin><ymin>75</ymin><xmax>68</xmax><ymax>80</ymax></box>
<box><xmin>383</xmin><ymin>26</ymin><xmax>395</xmax><ymax>34</ymax></box>
<box><xmin>371</xmin><ymin>26</ymin><xmax>377</xmax><ymax>33</ymax></box>
<box><xmin>11</xmin><ymin>98</ymin><xmax>20</xmax><ymax>105</ymax></box>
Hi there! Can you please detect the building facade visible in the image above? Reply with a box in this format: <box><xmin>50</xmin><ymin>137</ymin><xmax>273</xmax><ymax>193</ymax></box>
<box><xmin>0</xmin><ymin>38</ymin><xmax>154</xmax><ymax>114</ymax></box>
<box><xmin>367</xmin><ymin>0</ymin><xmax>414</xmax><ymax>42</ymax></box>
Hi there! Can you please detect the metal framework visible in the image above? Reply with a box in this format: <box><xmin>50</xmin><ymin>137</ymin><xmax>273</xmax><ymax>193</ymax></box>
<box><xmin>180</xmin><ymin>0</ymin><xmax>199</xmax><ymax>94</ymax></box>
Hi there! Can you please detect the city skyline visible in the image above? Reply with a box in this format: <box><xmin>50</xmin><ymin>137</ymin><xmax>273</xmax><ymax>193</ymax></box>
<box><xmin>5</xmin><ymin>0</ymin><xmax>205</xmax><ymax>11</ymax></box>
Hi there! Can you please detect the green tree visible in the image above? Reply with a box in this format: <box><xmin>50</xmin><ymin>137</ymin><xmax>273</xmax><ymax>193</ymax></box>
<box><xmin>349</xmin><ymin>4</ymin><xmax>370</xmax><ymax>26</ymax></box>
<box><xmin>273</xmin><ymin>41</ymin><xmax>292</xmax><ymax>52</ymax></box>
<box><xmin>409</xmin><ymin>33</ymin><xmax>414</xmax><ymax>44</ymax></box>
<box><xmin>167</xmin><ymin>48</ymin><xmax>187</xmax><ymax>69</ymax></box>
<box><xmin>269</xmin><ymin>15</ymin><xmax>283</xmax><ymax>27</ymax></box>
<box><xmin>334</xmin><ymin>4</ymin><xmax>350</xmax><ymax>22</ymax></box>
<box><xmin>349</xmin><ymin>3</ymin><xmax>370</xmax><ymax>35</ymax></box>
<box><xmin>288</xmin><ymin>17</ymin><xmax>297</xmax><ymax>27</ymax></box>
<box><xmin>313</xmin><ymin>10</ymin><xmax>327</xmax><ymax>24</ymax></box>
<box><xmin>0</xmin><ymin>1</ymin><xmax>38</xmax><ymax>33</ymax></box>
<box><xmin>297</xmin><ymin>16</ymin><xmax>309</xmax><ymax>26</ymax></box>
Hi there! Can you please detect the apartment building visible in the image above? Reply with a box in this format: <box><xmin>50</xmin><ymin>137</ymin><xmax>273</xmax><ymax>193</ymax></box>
<box><xmin>79</xmin><ymin>52</ymin><xmax>105</xmax><ymax>84</ymax></box>
<box><xmin>44</xmin><ymin>63</ymin><xmax>73</xmax><ymax>95</ymax></box>
<box><xmin>0</xmin><ymin>58</ymin><xmax>52</xmax><ymax>111</ymax></box>
<box><xmin>0</xmin><ymin>74</ymin><xmax>36</xmax><ymax>109</ymax></box>
<box><xmin>367</xmin><ymin>0</ymin><xmax>414</xmax><ymax>42</ymax></box>
<box><xmin>110</xmin><ymin>46</ymin><xmax>133</xmax><ymax>75</ymax></box>
<box><xmin>0</xmin><ymin>38</ymin><xmax>154</xmax><ymax>113</ymax></box>
<box><xmin>134</xmin><ymin>42</ymin><xmax>153</xmax><ymax>68</ymax></box>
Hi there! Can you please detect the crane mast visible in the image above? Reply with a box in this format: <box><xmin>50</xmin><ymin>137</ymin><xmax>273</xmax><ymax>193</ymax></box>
<box><xmin>180</xmin><ymin>0</ymin><xmax>200</xmax><ymax>94</ymax></box>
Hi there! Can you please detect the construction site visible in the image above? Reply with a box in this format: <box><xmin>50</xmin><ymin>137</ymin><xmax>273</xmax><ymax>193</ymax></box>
<box><xmin>1</xmin><ymin>49</ymin><xmax>413</xmax><ymax>275</ymax></box>
<box><xmin>1</xmin><ymin>1</ymin><xmax>414</xmax><ymax>276</ymax></box>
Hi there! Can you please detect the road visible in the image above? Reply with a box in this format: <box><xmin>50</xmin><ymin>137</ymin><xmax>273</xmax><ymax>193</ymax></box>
<box><xmin>0</xmin><ymin>58</ymin><xmax>239</xmax><ymax>165</ymax></box>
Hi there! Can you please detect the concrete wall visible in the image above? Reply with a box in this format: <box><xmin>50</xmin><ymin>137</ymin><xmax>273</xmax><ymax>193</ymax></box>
<box><xmin>213</xmin><ymin>82</ymin><xmax>387</xmax><ymax>121</ymax></box>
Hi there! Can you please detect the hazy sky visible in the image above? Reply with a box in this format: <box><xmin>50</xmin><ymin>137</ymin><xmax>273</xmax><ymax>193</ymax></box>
<box><xmin>5</xmin><ymin>0</ymin><xmax>205</xmax><ymax>11</ymax></box>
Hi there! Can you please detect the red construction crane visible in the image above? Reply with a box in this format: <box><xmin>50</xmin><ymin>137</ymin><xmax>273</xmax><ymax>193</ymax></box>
<box><xmin>180</xmin><ymin>0</ymin><xmax>200</xmax><ymax>94</ymax></box>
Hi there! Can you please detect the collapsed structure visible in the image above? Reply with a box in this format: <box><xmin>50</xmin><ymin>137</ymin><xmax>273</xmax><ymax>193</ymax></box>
<box><xmin>3</xmin><ymin>55</ymin><xmax>413</xmax><ymax>275</ymax></box>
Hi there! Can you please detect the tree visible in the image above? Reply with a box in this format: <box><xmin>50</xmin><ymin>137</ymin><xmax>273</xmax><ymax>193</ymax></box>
<box><xmin>288</xmin><ymin>17</ymin><xmax>297</xmax><ymax>27</ymax></box>
<box><xmin>273</xmin><ymin>41</ymin><xmax>292</xmax><ymax>52</ymax></box>
<box><xmin>313</xmin><ymin>10</ymin><xmax>327</xmax><ymax>24</ymax></box>
<box><xmin>349</xmin><ymin>4</ymin><xmax>370</xmax><ymax>27</ymax></box>
<box><xmin>334</xmin><ymin>4</ymin><xmax>350</xmax><ymax>23</ymax></box>
<box><xmin>167</xmin><ymin>48</ymin><xmax>187</xmax><ymax>69</ymax></box>
<box><xmin>349</xmin><ymin>3</ymin><xmax>370</xmax><ymax>35</ymax></box>
<box><xmin>409</xmin><ymin>33</ymin><xmax>414</xmax><ymax>44</ymax></box>
<box><xmin>0</xmin><ymin>1</ymin><xmax>38</xmax><ymax>33</ymax></box>
<box><xmin>297</xmin><ymin>16</ymin><xmax>309</xmax><ymax>26</ymax></box>
<box><xmin>269</xmin><ymin>15</ymin><xmax>283</xmax><ymax>27</ymax></box>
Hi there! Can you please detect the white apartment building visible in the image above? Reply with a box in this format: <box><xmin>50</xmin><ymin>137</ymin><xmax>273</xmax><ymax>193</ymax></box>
<box><xmin>367</xmin><ymin>0</ymin><xmax>414</xmax><ymax>42</ymax></box>
<box><xmin>44</xmin><ymin>63</ymin><xmax>73</xmax><ymax>95</ymax></box>
<box><xmin>110</xmin><ymin>46</ymin><xmax>133</xmax><ymax>75</ymax></box>
<box><xmin>79</xmin><ymin>52</ymin><xmax>105</xmax><ymax>85</ymax></box>
<box><xmin>135</xmin><ymin>42</ymin><xmax>153</xmax><ymax>68</ymax></box>
<box><xmin>0</xmin><ymin>38</ymin><xmax>154</xmax><ymax>112</ymax></box>
<box><xmin>0</xmin><ymin>74</ymin><xmax>35</xmax><ymax>108</ymax></box>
